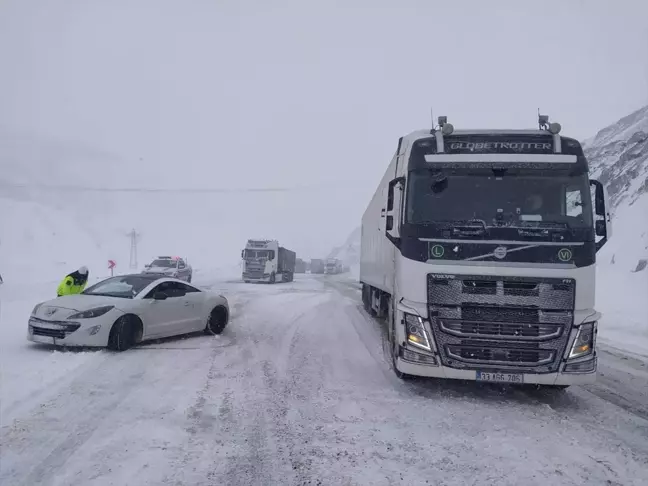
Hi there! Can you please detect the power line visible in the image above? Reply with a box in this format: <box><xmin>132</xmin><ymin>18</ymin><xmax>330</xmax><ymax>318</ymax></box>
<box><xmin>0</xmin><ymin>181</ymin><xmax>353</xmax><ymax>194</ymax></box>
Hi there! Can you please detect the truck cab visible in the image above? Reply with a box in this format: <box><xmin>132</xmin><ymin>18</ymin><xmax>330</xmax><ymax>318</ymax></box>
<box><xmin>360</xmin><ymin>115</ymin><xmax>612</xmax><ymax>387</ymax></box>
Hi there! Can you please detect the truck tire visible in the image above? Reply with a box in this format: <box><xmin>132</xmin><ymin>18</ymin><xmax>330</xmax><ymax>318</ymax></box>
<box><xmin>362</xmin><ymin>284</ymin><xmax>372</xmax><ymax>313</ymax></box>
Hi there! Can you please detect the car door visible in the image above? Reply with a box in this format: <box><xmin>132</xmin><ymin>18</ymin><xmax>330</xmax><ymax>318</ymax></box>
<box><xmin>140</xmin><ymin>281</ymin><xmax>191</xmax><ymax>338</ymax></box>
<box><xmin>173</xmin><ymin>282</ymin><xmax>206</xmax><ymax>331</ymax></box>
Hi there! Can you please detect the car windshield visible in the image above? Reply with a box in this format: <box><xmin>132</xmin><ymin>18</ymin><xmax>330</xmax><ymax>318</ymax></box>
<box><xmin>150</xmin><ymin>259</ymin><xmax>177</xmax><ymax>268</ymax></box>
<box><xmin>82</xmin><ymin>275</ymin><xmax>156</xmax><ymax>298</ymax></box>
<box><xmin>406</xmin><ymin>168</ymin><xmax>594</xmax><ymax>229</ymax></box>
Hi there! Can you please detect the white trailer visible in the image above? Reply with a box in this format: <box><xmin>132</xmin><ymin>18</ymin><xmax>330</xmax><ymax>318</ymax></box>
<box><xmin>360</xmin><ymin>115</ymin><xmax>612</xmax><ymax>388</ymax></box>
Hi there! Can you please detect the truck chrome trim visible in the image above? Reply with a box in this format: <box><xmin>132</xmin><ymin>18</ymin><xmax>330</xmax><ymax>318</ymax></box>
<box><xmin>424</xmin><ymin>154</ymin><xmax>577</xmax><ymax>163</ymax></box>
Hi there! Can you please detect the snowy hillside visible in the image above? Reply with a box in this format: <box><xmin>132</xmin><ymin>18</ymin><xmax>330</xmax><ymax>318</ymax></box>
<box><xmin>584</xmin><ymin>104</ymin><xmax>648</xmax><ymax>271</ymax></box>
<box><xmin>0</xmin><ymin>129</ymin><xmax>325</xmax><ymax>282</ymax></box>
<box><xmin>327</xmin><ymin>226</ymin><xmax>360</xmax><ymax>266</ymax></box>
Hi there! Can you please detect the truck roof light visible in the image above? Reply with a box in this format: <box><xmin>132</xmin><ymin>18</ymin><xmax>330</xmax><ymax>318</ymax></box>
<box><xmin>441</xmin><ymin>123</ymin><xmax>454</xmax><ymax>135</ymax></box>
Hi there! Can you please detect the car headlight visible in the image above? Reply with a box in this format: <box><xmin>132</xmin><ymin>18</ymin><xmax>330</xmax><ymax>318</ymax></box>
<box><xmin>404</xmin><ymin>313</ymin><xmax>432</xmax><ymax>351</ymax></box>
<box><xmin>569</xmin><ymin>322</ymin><xmax>595</xmax><ymax>359</ymax></box>
<box><xmin>32</xmin><ymin>303</ymin><xmax>43</xmax><ymax>315</ymax></box>
<box><xmin>68</xmin><ymin>306</ymin><xmax>115</xmax><ymax>319</ymax></box>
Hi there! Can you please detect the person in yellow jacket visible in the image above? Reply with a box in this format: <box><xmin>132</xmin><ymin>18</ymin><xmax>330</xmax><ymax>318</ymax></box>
<box><xmin>57</xmin><ymin>266</ymin><xmax>89</xmax><ymax>297</ymax></box>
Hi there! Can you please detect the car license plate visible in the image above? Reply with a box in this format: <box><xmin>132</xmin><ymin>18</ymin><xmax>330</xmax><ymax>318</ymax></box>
<box><xmin>476</xmin><ymin>371</ymin><xmax>524</xmax><ymax>383</ymax></box>
<box><xmin>30</xmin><ymin>333</ymin><xmax>55</xmax><ymax>344</ymax></box>
<box><xmin>29</xmin><ymin>319</ymin><xmax>65</xmax><ymax>330</ymax></box>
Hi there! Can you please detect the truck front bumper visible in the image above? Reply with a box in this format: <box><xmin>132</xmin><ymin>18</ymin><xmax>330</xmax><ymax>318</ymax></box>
<box><xmin>395</xmin><ymin>354</ymin><xmax>597</xmax><ymax>385</ymax></box>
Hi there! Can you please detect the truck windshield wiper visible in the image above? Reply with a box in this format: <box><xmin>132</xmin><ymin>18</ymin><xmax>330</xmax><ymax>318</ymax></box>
<box><xmin>449</xmin><ymin>220</ymin><xmax>487</xmax><ymax>237</ymax></box>
<box><xmin>515</xmin><ymin>221</ymin><xmax>571</xmax><ymax>238</ymax></box>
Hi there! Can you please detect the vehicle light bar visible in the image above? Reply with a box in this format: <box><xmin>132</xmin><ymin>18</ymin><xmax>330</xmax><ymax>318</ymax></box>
<box><xmin>424</xmin><ymin>154</ymin><xmax>577</xmax><ymax>164</ymax></box>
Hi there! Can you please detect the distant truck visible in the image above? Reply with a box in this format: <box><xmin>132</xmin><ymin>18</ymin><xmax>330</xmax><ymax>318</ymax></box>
<box><xmin>241</xmin><ymin>239</ymin><xmax>296</xmax><ymax>283</ymax></box>
<box><xmin>295</xmin><ymin>258</ymin><xmax>307</xmax><ymax>274</ymax></box>
<box><xmin>324</xmin><ymin>258</ymin><xmax>343</xmax><ymax>275</ymax></box>
<box><xmin>310</xmin><ymin>259</ymin><xmax>325</xmax><ymax>274</ymax></box>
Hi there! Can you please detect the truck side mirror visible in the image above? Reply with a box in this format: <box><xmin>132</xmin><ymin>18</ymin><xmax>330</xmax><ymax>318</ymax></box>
<box><xmin>590</xmin><ymin>179</ymin><xmax>612</xmax><ymax>251</ymax></box>
<box><xmin>241</xmin><ymin>250</ymin><xmax>244</xmax><ymax>259</ymax></box>
<box><xmin>386</xmin><ymin>216</ymin><xmax>394</xmax><ymax>231</ymax></box>
<box><xmin>596</xmin><ymin>220</ymin><xmax>606</xmax><ymax>237</ymax></box>
<box><xmin>385</xmin><ymin>177</ymin><xmax>405</xmax><ymax>247</ymax></box>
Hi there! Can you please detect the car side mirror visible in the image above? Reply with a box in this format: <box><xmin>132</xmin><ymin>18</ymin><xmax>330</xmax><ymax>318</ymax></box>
<box><xmin>153</xmin><ymin>291</ymin><xmax>168</xmax><ymax>300</ymax></box>
<box><xmin>595</xmin><ymin>220</ymin><xmax>607</xmax><ymax>237</ymax></box>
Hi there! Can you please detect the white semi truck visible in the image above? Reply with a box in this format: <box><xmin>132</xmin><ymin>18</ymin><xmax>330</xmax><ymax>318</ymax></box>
<box><xmin>241</xmin><ymin>239</ymin><xmax>296</xmax><ymax>283</ymax></box>
<box><xmin>360</xmin><ymin>115</ymin><xmax>612</xmax><ymax>387</ymax></box>
<box><xmin>324</xmin><ymin>258</ymin><xmax>343</xmax><ymax>275</ymax></box>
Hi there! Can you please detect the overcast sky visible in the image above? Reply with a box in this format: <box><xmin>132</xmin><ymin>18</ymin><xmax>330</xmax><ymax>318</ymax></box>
<box><xmin>1</xmin><ymin>0</ymin><xmax>647</xmax><ymax>261</ymax></box>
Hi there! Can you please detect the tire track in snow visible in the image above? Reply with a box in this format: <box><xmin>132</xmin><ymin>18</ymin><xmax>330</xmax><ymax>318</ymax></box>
<box><xmin>1</xmin><ymin>353</ymin><xmax>147</xmax><ymax>486</ymax></box>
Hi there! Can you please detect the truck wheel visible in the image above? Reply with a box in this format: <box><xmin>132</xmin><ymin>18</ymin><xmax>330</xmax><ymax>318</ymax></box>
<box><xmin>362</xmin><ymin>285</ymin><xmax>372</xmax><ymax>313</ymax></box>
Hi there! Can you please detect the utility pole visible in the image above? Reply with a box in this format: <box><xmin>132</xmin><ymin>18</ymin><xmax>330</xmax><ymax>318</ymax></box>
<box><xmin>127</xmin><ymin>229</ymin><xmax>141</xmax><ymax>270</ymax></box>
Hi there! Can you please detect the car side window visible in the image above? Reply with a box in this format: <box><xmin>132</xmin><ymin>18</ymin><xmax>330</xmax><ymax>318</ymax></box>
<box><xmin>178</xmin><ymin>283</ymin><xmax>201</xmax><ymax>293</ymax></box>
<box><xmin>178</xmin><ymin>261</ymin><xmax>186</xmax><ymax>269</ymax></box>
<box><xmin>143</xmin><ymin>281</ymin><xmax>187</xmax><ymax>298</ymax></box>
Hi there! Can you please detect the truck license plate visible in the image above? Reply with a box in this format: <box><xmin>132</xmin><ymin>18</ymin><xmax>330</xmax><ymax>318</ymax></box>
<box><xmin>476</xmin><ymin>371</ymin><xmax>524</xmax><ymax>383</ymax></box>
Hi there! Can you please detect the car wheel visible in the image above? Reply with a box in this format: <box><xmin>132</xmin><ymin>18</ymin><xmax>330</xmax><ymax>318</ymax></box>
<box><xmin>187</xmin><ymin>275</ymin><xmax>192</xmax><ymax>283</ymax></box>
<box><xmin>204</xmin><ymin>306</ymin><xmax>228</xmax><ymax>335</ymax></box>
<box><xmin>108</xmin><ymin>315</ymin><xmax>137</xmax><ymax>352</ymax></box>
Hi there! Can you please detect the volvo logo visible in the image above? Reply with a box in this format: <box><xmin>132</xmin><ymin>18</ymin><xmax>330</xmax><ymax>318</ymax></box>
<box><xmin>493</xmin><ymin>246</ymin><xmax>508</xmax><ymax>259</ymax></box>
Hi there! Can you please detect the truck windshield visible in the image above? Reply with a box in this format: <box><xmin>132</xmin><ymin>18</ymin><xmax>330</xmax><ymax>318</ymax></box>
<box><xmin>244</xmin><ymin>250</ymin><xmax>271</xmax><ymax>259</ymax></box>
<box><xmin>405</xmin><ymin>169</ymin><xmax>593</xmax><ymax>229</ymax></box>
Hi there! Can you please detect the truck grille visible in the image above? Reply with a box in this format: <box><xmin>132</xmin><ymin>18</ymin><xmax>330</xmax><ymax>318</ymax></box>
<box><xmin>446</xmin><ymin>345</ymin><xmax>554</xmax><ymax>366</ymax></box>
<box><xmin>427</xmin><ymin>274</ymin><xmax>574</xmax><ymax>372</ymax></box>
<box><xmin>440</xmin><ymin>319</ymin><xmax>563</xmax><ymax>340</ymax></box>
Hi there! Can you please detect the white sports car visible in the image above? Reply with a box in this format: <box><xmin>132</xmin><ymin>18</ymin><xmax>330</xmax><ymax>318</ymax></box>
<box><xmin>27</xmin><ymin>274</ymin><xmax>229</xmax><ymax>351</ymax></box>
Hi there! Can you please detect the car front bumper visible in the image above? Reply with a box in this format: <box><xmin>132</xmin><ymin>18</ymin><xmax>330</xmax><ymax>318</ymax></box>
<box><xmin>27</xmin><ymin>312</ymin><xmax>120</xmax><ymax>348</ymax></box>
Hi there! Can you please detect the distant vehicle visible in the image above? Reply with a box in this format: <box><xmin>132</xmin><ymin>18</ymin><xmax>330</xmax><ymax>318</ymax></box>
<box><xmin>27</xmin><ymin>274</ymin><xmax>229</xmax><ymax>351</ymax></box>
<box><xmin>241</xmin><ymin>239</ymin><xmax>296</xmax><ymax>283</ymax></box>
<box><xmin>324</xmin><ymin>258</ymin><xmax>343</xmax><ymax>275</ymax></box>
<box><xmin>295</xmin><ymin>258</ymin><xmax>307</xmax><ymax>274</ymax></box>
<box><xmin>310</xmin><ymin>259</ymin><xmax>325</xmax><ymax>274</ymax></box>
<box><xmin>142</xmin><ymin>256</ymin><xmax>192</xmax><ymax>282</ymax></box>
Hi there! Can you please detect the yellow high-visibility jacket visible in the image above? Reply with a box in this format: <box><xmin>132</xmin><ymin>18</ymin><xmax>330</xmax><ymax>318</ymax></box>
<box><xmin>56</xmin><ymin>272</ymin><xmax>88</xmax><ymax>297</ymax></box>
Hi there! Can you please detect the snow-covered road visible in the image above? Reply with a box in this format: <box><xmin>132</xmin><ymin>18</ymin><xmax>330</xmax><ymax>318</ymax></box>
<box><xmin>1</xmin><ymin>275</ymin><xmax>647</xmax><ymax>485</ymax></box>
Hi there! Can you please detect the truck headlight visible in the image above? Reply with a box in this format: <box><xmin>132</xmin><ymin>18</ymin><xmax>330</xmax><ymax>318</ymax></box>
<box><xmin>569</xmin><ymin>322</ymin><xmax>595</xmax><ymax>359</ymax></box>
<box><xmin>68</xmin><ymin>306</ymin><xmax>114</xmax><ymax>319</ymax></box>
<box><xmin>404</xmin><ymin>313</ymin><xmax>431</xmax><ymax>351</ymax></box>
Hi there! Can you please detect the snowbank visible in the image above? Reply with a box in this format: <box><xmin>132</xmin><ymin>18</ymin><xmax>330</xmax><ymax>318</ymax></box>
<box><xmin>597</xmin><ymin>265</ymin><xmax>648</xmax><ymax>357</ymax></box>
<box><xmin>0</xmin><ymin>197</ymin><xmax>109</xmax><ymax>284</ymax></box>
